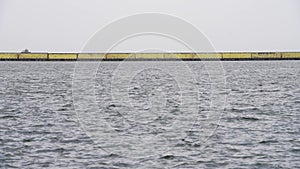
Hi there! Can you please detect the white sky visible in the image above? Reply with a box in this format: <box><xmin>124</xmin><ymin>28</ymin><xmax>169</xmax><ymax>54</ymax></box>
<box><xmin>0</xmin><ymin>0</ymin><xmax>299</xmax><ymax>52</ymax></box>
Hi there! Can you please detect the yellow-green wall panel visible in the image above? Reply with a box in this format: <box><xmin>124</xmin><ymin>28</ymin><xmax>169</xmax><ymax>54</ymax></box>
<box><xmin>49</xmin><ymin>53</ymin><xmax>77</xmax><ymax>60</ymax></box>
<box><xmin>19</xmin><ymin>53</ymin><xmax>48</xmax><ymax>59</ymax></box>
<box><xmin>78</xmin><ymin>53</ymin><xmax>106</xmax><ymax>59</ymax></box>
<box><xmin>194</xmin><ymin>53</ymin><xmax>222</xmax><ymax>59</ymax></box>
<box><xmin>163</xmin><ymin>53</ymin><xmax>178</xmax><ymax>59</ymax></box>
<box><xmin>106</xmin><ymin>53</ymin><xmax>134</xmax><ymax>59</ymax></box>
<box><xmin>135</xmin><ymin>53</ymin><xmax>164</xmax><ymax>59</ymax></box>
<box><xmin>282</xmin><ymin>52</ymin><xmax>300</xmax><ymax>58</ymax></box>
<box><xmin>0</xmin><ymin>53</ymin><xmax>18</xmax><ymax>59</ymax></box>
<box><xmin>223</xmin><ymin>53</ymin><xmax>251</xmax><ymax>59</ymax></box>
<box><xmin>174</xmin><ymin>53</ymin><xmax>193</xmax><ymax>59</ymax></box>
<box><xmin>163</xmin><ymin>53</ymin><xmax>193</xmax><ymax>59</ymax></box>
<box><xmin>252</xmin><ymin>53</ymin><xmax>281</xmax><ymax>58</ymax></box>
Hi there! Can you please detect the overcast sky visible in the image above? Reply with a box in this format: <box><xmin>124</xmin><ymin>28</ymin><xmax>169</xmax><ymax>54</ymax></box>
<box><xmin>0</xmin><ymin>0</ymin><xmax>299</xmax><ymax>52</ymax></box>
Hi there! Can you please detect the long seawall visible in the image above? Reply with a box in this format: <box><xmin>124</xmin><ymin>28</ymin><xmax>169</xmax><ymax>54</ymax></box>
<box><xmin>0</xmin><ymin>52</ymin><xmax>300</xmax><ymax>61</ymax></box>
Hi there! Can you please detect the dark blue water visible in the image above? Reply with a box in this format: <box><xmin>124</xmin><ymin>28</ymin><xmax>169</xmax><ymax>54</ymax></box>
<box><xmin>0</xmin><ymin>61</ymin><xmax>299</xmax><ymax>168</ymax></box>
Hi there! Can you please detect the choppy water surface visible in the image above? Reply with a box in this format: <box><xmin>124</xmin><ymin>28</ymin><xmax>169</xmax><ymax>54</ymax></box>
<box><xmin>0</xmin><ymin>61</ymin><xmax>299</xmax><ymax>168</ymax></box>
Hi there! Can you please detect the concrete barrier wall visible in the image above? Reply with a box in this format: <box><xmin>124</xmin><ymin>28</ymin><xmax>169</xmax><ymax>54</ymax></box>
<box><xmin>0</xmin><ymin>52</ymin><xmax>300</xmax><ymax>60</ymax></box>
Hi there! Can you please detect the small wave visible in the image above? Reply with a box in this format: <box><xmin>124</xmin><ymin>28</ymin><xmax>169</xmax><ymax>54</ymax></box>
<box><xmin>0</xmin><ymin>115</ymin><xmax>16</xmax><ymax>119</ymax></box>
<box><xmin>291</xmin><ymin>148</ymin><xmax>300</xmax><ymax>152</ymax></box>
<box><xmin>103</xmin><ymin>153</ymin><xmax>122</xmax><ymax>158</ymax></box>
<box><xmin>35</xmin><ymin>148</ymin><xmax>66</xmax><ymax>153</ymax></box>
<box><xmin>223</xmin><ymin>116</ymin><xmax>260</xmax><ymax>122</ymax></box>
<box><xmin>240</xmin><ymin>116</ymin><xmax>260</xmax><ymax>121</ymax></box>
<box><xmin>107</xmin><ymin>104</ymin><xmax>116</xmax><ymax>108</ymax></box>
<box><xmin>159</xmin><ymin>154</ymin><xmax>175</xmax><ymax>160</ymax></box>
<box><xmin>258</xmin><ymin>140</ymin><xmax>278</xmax><ymax>144</ymax></box>
<box><xmin>57</xmin><ymin>108</ymin><xmax>67</xmax><ymax>111</ymax></box>
<box><xmin>22</xmin><ymin>138</ymin><xmax>34</xmax><ymax>143</ymax></box>
<box><xmin>173</xmin><ymin>162</ymin><xmax>189</xmax><ymax>168</ymax></box>
<box><xmin>112</xmin><ymin>162</ymin><xmax>132</xmax><ymax>168</ymax></box>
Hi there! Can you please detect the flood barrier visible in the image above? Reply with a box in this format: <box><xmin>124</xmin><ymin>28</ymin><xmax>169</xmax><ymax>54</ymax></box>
<box><xmin>0</xmin><ymin>52</ymin><xmax>299</xmax><ymax>61</ymax></box>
